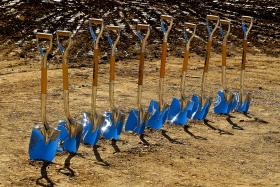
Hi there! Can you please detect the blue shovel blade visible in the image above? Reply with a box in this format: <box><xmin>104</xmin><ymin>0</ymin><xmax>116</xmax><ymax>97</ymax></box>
<box><xmin>101</xmin><ymin>113</ymin><xmax>119</xmax><ymax>140</ymax></box>
<box><xmin>134</xmin><ymin>122</ymin><xmax>145</xmax><ymax>134</ymax></box>
<box><xmin>125</xmin><ymin>109</ymin><xmax>145</xmax><ymax>135</ymax></box>
<box><xmin>29</xmin><ymin>127</ymin><xmax>60</xmax><ymax>162</ymax></box>
<box><xmin>191</xmin><ymin>95</ymin><xmax>211</xmax><ymax>121</ymax></box>
<box><xmin>82</xmin><ymin>120</ymin><xmax>101</xmax><ymax>145</ymax></box>
<box><xmin>57</xmin><ymin>120</ymin><xmax>82</xmax><ymax>154</ymax></box>
<box><xmin>230</xmin><ymin>93</ymin><xmax>239</xmax><ymax>112</ymax></box>
<box><xmin>125</xmin><ymin>109</ymin><xmax>138</xmax><ymax>132</ymax></box>
<box><xmin>236</xmin><ymin>97</ymin><xmax>250</xmax><ymax>113</ymax></box>
<box><xmin>167</xmin><ymin>97</ymin><xmax>181</xmax><ymax>122</ymax></box>
<box><xmin>147</xmin><ymin>100</ymin><xmax>168</xmax><ymax>129</ymax></box>
<box><xmin>173</xmin><ymin>101</ymin><xmax>195</xmax><ymax>126</ymax></box>
<box><xmin>214</xmin><ymin>90</ymin><xmax>232</xmax><ymax>115</ymax></box>
<box><xmin>190</xmin><ymin>95</ymin><xmax>202</xmax><ymax>119</ymax></box>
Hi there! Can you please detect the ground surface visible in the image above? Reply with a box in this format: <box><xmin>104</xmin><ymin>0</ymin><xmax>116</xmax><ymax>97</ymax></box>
<box><xmin>1</xmin><ymin>0</ymin><xmax>280</xmax><ymax>187</ymax></box>
<box><xmin>0</xmin><ymin>52</ymin><xmax>280</xmax><ymax>186</ymax></box>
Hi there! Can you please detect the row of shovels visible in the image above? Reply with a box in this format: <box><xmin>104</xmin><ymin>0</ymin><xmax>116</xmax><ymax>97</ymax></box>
<box><xmin>29</xmin><ymin>15</ymin><xmax>253</xmax><ymax>162</ymax></box>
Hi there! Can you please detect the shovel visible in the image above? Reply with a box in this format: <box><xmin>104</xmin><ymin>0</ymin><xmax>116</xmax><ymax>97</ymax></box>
<box><xmin>167</xmin><ymin>22</ymin><xmax>198</xmax><ymax>125</ymax></box>
<box><xmin>101</xmin><ymin>25</ymin><xmax>125</xmax><ymax>140</ymax></box>
<box><xmin>213</xmin><ymin>19</ymin><xmax>235</xmax><ymax>115</ymax></box>
<box><xmin>29</xmin><ymin>33</ymin><xmax>61</xmax><ymax>161</ymax></box>
<box><xmin>232</xmin><ymin>16</ymin><xmax>253</xmax><ymax>113</ymax></box>
<box><xmin>147</xmin><ymin>15</ymin><xmax>173</xmax><ymax>129</ymax></box>
<box><xmin>82</xmin><ymin>18</ymin><xmax>105</xmax><ymax>145</ymax></box>
<box><xmin>192</xmin><ymin>15</ymin><xmax>220</xmax><ymax>121</ymax></box>
<box><xmin>125</xmin><ymin>23</ymin><xmax>151</xmax><ymax>135</ymax></box>
<box><xmin>56</xmin><ymin>30</ymin><xmax>83</xmax><ymax>154</ymax></box>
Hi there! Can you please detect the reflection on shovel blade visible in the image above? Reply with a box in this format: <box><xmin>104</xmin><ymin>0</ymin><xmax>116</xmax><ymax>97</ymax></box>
<box><xmin>167</xmin><ymin>98</ymin><xmax>181</xmax><ymax>121</ymax></box>
<box><xmin>191</xmin><ymin>95</ymin><xmax>211</xmax><ymax>121</ymax></box>
<box><xmin>29</xmin><ymin>126</ymin><xmax>60</xmax><ymax>162</ymax></box>
<box><xmin>147</xmin><ymin>99</ymin><xmax>169</xmax><ymax>129</ymax></box>
<box><xmin>214</xmin><ymin>90</ymin><xmax>234</xmax><ymax>115</ymax></box>
<box><xmin>57</xmin><ymin>120</ymin><xmax>83</xmax><ymax>153</ymax></box>
<box><xmin>172</xmin><ymin>100</ymin><xmax>195</xmax><ymax>126</ymax></box>
<box><xmin>101</xmin><ymin>112</ymin><xmax>125</xmax><ymax>140</ymax></box>
<box><xmin>233</xmin><ymin>93</ymin><xmax>251</xmax><ymax>113</ymax></box>
<box><xmin>125</xmin><ymin>109</ymin><xmax>145</xmax><ymax>134</ymax></box>
<box><xmin>82</xmin><ymin>113</ymin><xmax>101</xmax><ymax>145</ymax></box>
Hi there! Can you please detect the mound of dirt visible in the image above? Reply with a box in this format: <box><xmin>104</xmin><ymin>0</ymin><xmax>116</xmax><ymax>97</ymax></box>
<box><xmin>1</xmin><ymin>0</ymin><xmax>280</xmax><ymax>64</ymax></box>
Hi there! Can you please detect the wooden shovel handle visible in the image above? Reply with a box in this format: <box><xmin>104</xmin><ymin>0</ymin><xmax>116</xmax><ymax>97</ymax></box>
<box><xmin>62</xmin><ymin>63</ymin><xmax>69</xmax><ymax>90</ymax></box>
<box><xmin>138</xmin><ymin>52</ymin><xmax>145</xmax><ymax>85</ymax></box>
<box><xmin>204</xmin><ymin>40</ymin><xmax>212</xmax><ymax>73</ymax></box>
<box><xmin>222</xmin><ymin>43</ymin><xmax>227</xmax><ymax>67</ymax></box>
<box><xmin>241</xmin><ymin>40</ymin><xmax>248</xmax><ymax>70</ymax></box>
<box><xmin>41</xmin><ymin>67</ymin><xmax>47</xmax><ymax>94</ymax></box>
<box><xmin>93</xmin><ymin>48</ymin><xmax>100</xmax><ymax>86</ymax></box>
<box><xmin>109</xmin><ymin>54</ymin><xmax>116</xmax><ymax>81</ymax></box>
<box><xmin>182</xmin><ymin>50</ymin><xmax>190</xmax><ymax>73</ymax></box>
<box><xmin>160</xmin><ymin>41</ymin><xmax>168</xmax><ymax>78</ymax></box>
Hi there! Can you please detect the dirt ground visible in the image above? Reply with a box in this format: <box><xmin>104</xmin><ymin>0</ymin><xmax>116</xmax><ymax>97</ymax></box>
<box><xmin>0</xmin><ymin>49</ymin><xmax>280</xmax><ymax>186</ymax></box>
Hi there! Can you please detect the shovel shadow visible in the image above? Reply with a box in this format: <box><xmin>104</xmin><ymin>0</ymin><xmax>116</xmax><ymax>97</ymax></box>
<box><xmin>203</xmin><ymin>119</ymin><xmax>233</xmax><ymax>135</ymax></box>
<box><xmin>242</xmin><ymin>113</ymin><xmax>269</xmax><ymax>124</ymax></box>
<box><xmin>161</xmin><ymin>130</ymin><xmax>184</xmax><ymax>144</ymax></box>
<box><xmin>36</xmin><ymin>161</ymin><xmax>55</xmax><ymax>187</ymax></box>
<box><xmin>111</xmin><ymin>139</ymin><xmax>121</xmax><ymax>154</ymax></box>
<box><xmin>183</xmin><ymin>126</ymin><xmax>207</xmax><ymax>140</ymax></box>
<box><xmin>226</xmin><ymin>115</ymin><xmax>244</xmax><ymax>130</ymax></box>
<box><xmin>58</xmin><ymin>153</ymin><xmax>76</xmax><ymax>177</ymax></box>
<box><xmin>93</xmin><ymin>145</ymin><xmax>110</xmax><ymax>167</ymax></box>
<box><xmin>140</xmin><ymin>134</ymin><xmax>150</xmax><ymax>146</ymax></box>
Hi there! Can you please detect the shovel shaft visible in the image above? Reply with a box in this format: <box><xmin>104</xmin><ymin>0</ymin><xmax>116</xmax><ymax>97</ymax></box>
<box><xmin>109</xmin><ymin>80</ymin><xmax>114</xmax><ymax>109</ymax></box>
<box><xmin>92</xmin><ymin>49</ymin><xmax>100</xmax><ymax>115</ymax></box>
<box><xmin>240</xmin><ymin>39</ymin><xmax>248</xmax><ymax>102</ymax></box>
<box><xmin>221</xmin><ymin>44</ymin><xmax>227</xmax><ymax>89</ymax></box>
<box><xmin>180</xmin><ymin>71</ymin><xmax>186</xmax><ymax>100</ymax></box>
<box><xmin>138</xmin><ymin>52</ymin><xmax>145</xmax><ymax>86</ymax></box>
<box><xmin>137</xmin><ymin>85</ymin><xmax>142</xmax><ymax>109</ymax></box>
<box><xmin>160</xmin><ymin>41</ymin><xmax>168</xmax><ymax>78</ymax></box>
<box><xmin>181</xmin><ymin>49</ymin><xmax>189</xmax><ymax>102</ymax></box>
<box><xmin>241</xmin><ymin>40</ymin><xmax>248</xmax><ymax>70</ymax></box>
<box><xmin>159</xmin><ymin>77</ymin><xmax>164</xmax><ymax>110</ymax></box>
<box><xmin>41</xmin><ymin>66</ymin><xmax>47</xmax><ymax>123</ymax></box>
<box><xmin>93</xmin><ymin>48</ymin><xmax>100</xmax><ymax>86</ymax></box>
<box><xmin>109</xmin><ymin>54</ymin><xmax>116</xmax><ymax>81</ymax></box>
<box><xmin>204</xmin><ymin>40</ymin><xmax>212</xmax><ymax>73</ymax></box>
<box><xmin>92</xmin><ymin>86</ymin><xmax>97</xmax><ymax>116</ymax></box>
<box><xmin>201</xmin><ymin>39</ymin><xmax>212</xmax><ymax>102</ymax></box>
<box><xmin>182</xmin><ymin>50</ymin><xmax>190</xmax><ymax>73</ymax></box>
